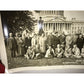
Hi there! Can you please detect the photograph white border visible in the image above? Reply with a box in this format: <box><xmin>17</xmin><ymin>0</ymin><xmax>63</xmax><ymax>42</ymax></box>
<box><xmin>0</xmin><ymin>12</ymin><xmax>84</xmax><ymax>73</ymax></box>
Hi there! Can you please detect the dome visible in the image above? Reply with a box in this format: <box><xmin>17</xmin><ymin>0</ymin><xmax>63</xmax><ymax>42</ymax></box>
<box><xmin>35</xmin><ymin>11</ymin><xmax>64</xmax><ymax>17</ymax></box>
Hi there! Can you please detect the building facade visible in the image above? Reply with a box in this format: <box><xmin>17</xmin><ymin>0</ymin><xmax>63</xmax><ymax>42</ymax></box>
<box><xmin>34</xmin><ymin>11</ymin><xmax>84</xmax><ymax>35</ymax></box>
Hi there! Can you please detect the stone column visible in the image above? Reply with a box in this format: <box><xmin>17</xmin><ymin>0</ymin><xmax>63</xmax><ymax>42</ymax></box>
<box><xmin>57</xmin><ymin>23</ymin><xmax>58</xmax><ymax>31</ymax></box>
<box><xmin>50</xmin><ymin>23</ymin><xmax>51</xmax><ymax>31</ymax></box>
<box><xmin>67</xmin><ymin>23</ymin><xmax>69</xmax><ymax>32</ymax></box>
<box><xmin>55</xmin><ymin>23</ymin><xmax>56</xmax><ymax>31</ymax></box>
<box><xmin>67</xmin><ymin>23</ymin><xmax>69</xmax><ymax>33</ymax></box>
<box><xmin>55</xmin><ymin>23</ymin><xmax>57</xmax><ymax>31</ymax></box>
<box><xmin>68</xmin><ymin>24</ymin><xmax>70</xmax><ymax>34</ymax></box>
<box><xmin>63</xmin><ymin>23</ymin><xmax>65</xmax><ymax>31</ymax></box>
<box><xmin>46</xmin><ymin>23</ymin><xmax>47</xmax><ymax>31</ymax></box>
<box><xmin>45</xmin><ymin>23</ymin><xmax>46</xmax><ymax>31</ymax></box>
<box><xmin>59</xmin><ymin>23</ymin><xmax>61</xmax><ymax>31</ymax></box>
<box><xmin>71</xmin><ymin>24</ymin><xmax>72</xmax><ymax>34</ymax></box>
<box><xmin>58</xmin><ymin>23</ymin><xmax>59</xmax><ymax>31</ymax></box>
<box><xmin>66</xmin><ymin>23</ymin><xmax>68</xmax><ymax>31</ymax></box>
<box><xmin>51</xmin><ymin>23</ymin><xmax>53</xmax><ymax>31</ymax></box>
<box><xmin>47</xmin><ymin>23</ymin><xmax>49</xmax><ymax>31</ymax></box>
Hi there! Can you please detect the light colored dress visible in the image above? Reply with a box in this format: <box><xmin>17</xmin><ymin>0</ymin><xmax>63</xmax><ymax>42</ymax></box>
<box><xmin>55</xmin><ymin>48</ymin><xmax>64</xmax><ymax>58</ymax></box>
<box><xmin>39</xmin><ymin>36</ymin><xmax>47</xmax><ymax>53</ymax></box>
<box><xmin>72</xmin><ymin>47</ymin><xmax>81</xmax><ymax>58</ymax></box>
<box><xmin>31</xmin><ymin>36</ymin><xmax>37</xmax><ymax>47</ymax></box>
<box><xmin>64</xmin><ymin>47</ymin><xmax>72</xmax><ymax>58</ymax></box>
<box><xmin>45</xmin><ymin>48</ymin><xmax>54</xmax><ymax>58</ymax></box>
<box><xmin>66</xmin><ymin>35</ymin><xmax>72</xmax><ymax>46</ymax></box>
<box><xmin>24</xmin><ymin>48</ymin><xmax>35</xmax><ymax>59</ymax></box>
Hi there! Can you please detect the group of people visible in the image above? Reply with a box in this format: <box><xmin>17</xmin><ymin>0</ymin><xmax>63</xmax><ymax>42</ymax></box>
<box><xmin>6</xmin><ymin>29</ymin><xmax>84</xmax><ymax>59</ymax></box>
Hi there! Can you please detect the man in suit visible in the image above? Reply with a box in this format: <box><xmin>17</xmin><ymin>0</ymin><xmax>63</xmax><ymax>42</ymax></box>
<box><xmin>52</xmin><ymin>32</ymin><xmax>60</xmax><ymax>49</ymax></box>
<box><xmin>76</xmin><ymin>34</ymin><xmax>83</xmax><ymax>52</ymax></box>
<box><xmin>7</xmin><ymin>33</ymin><xmax>15</xmax><ymax>57</ymax></box>
<box><xmin>14</xmin><ymin>33</ymin><xmax>19</xmax><ymax>56</ymax></box>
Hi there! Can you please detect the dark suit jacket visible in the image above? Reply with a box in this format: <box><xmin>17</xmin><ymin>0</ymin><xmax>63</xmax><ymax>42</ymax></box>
<box><xmin>7</xmin><ymin>37</ymin><xmax>15</xmax><ymax>50</ymax></box>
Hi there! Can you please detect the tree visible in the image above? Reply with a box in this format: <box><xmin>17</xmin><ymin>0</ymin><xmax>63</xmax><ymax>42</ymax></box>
<box><xmin>1</xmin><ymin>11</ymin><xmax>36</xmax><ymax>34</ymax></box>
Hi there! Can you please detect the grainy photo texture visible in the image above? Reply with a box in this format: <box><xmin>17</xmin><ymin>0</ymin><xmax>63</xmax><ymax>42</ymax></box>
<box><xmin>1</xmin><ymin>11</ymin><xmax>84</xmax><ymax>69</ymax></box>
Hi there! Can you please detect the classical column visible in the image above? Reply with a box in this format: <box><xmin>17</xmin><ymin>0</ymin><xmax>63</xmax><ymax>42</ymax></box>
<box><xmin>50</xmin><ymin>23</ymin><xmax>51</xmax><ymax>31</ymax></box>
<box><xmin>63</xmin><ymin>23</ymin><xmax>65</xmax><ymax>30</ymax></box>
<box><xmin>58</xmin><ymin>23</ymin><xmax>59</xmax><ymax>31</ymax></box>
<box><xmin>68</xmin><ymin>24</ymin><xmax>70</xmax><ymax>34</ymax></box>
<box><xmin>67</xmin><ymin>23</ymin><xmax>69</xmax><ymax>33</ymax></box>
<box><xmin>55</xmin><ymin>23</ymin><xmax>56</xmax><ymax>31</ymax></box>
<box><xmin>82</xmin><ymin>27</ymin><xmax>83</xmax><ymax>34</ymax></box>
<box><xmin>45</xmin><ymin>23</ymin><xmax>46</xmax><ymax>31</ymax></box>
<box><xmin>60</xmin><ymin>23</ymin><xmax>62</xmax><ymax>31</ymax></box>
<box><xmin>66</xmin><ymin>23</ymin><xmax>68</xmax><ymax>31</ymax></box>
<box><xmin>51</xmin><ymin>23</ymin><xmax>53</xmax><ymax>31</ymax></box>
<box><xmin>57</xmin><ymin>23</ymin><xmax>58</xmax><ymax>31</ymax></box>
<box><xmin>55</xmin><ymin>23</ymin><xmax>57</xmax><ymax>31</ymax></box>
<box><xmin>71</xmin><ymin>24</ymin><xmax>72</xmax><ymax>34</ymax></box>
<box><xmin>46</xmin><ymin>23</ymin><xmax>47</xmax><ymax>31</ymax></box>
<box><xmin>59</xmin><ymin>23</ymin><xmax>60</xmax><ymax>31</ymax></box>
<box><xmin>47</xmin><ymin>23</ymin><xmax>48</xmax><ymax>31</ymax></box>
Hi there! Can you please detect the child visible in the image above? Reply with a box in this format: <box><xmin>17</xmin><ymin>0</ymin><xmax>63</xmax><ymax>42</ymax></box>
<box><xmin>64</xmin><ymin>45</ymin><xmax>72</xmax><ymax>58</ymax></box>
<box><xmin>55</xmin><ymin>44</ymin><xmax>64</xmax><ymax>58</ymax></box>
<box><xmin>72</xmin><ymin>44</ymin><xmax>81</xmax><ymax>58</ymax></box>
<box><xmin>45</xmin><ymin>46</ymin><xmax>55</xmax><ymax>58</ymax></box>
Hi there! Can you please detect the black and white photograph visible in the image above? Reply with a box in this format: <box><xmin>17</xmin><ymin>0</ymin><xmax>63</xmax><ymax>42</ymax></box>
<box><xmin>1</xmin><ymin>10</ymin><xmax>84</xmax><ymax>71</ymax></box>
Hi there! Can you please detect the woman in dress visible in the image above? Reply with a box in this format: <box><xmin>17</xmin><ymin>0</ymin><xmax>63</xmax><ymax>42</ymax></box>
<box><xmin>55</xmin><ymin>44</ymin><xmax>64</xmax><ymax>58</ymax></box>
<box><xmin>18</xmin><ymin>37</ymin><xmax>25</xmax><ymax>56</ymax></box>
<box><xmin>72</xmin><ymin>44</ymin><xmax>81</xmax><ymax>58</ymax></box>
<box><xmin>45</xmin><ymin>46</ymin><xmax>55</xmax><ymax>58</ymax></box>
<box><xmin>64</xmin><ymin>44</ymin><xmax>72</xmax><ymax>58</ymax></box>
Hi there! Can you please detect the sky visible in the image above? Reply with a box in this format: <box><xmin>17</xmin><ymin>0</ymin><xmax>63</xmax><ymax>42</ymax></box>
<box><xmin>33</xmin><ymin>11</ymin><xmax>84</xmax><ymax>21</ymax></box>
<box><xmin>64</xmin><ymin>11</ymin><xmax>84</xmax><ymax>21</ymax></box>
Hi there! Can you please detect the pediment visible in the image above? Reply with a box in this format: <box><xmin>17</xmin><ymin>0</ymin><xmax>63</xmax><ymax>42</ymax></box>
<box><xmin>46</xmin><ymin>17</ymin><xmax>66</xmax><ymax>22</ymax></box>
